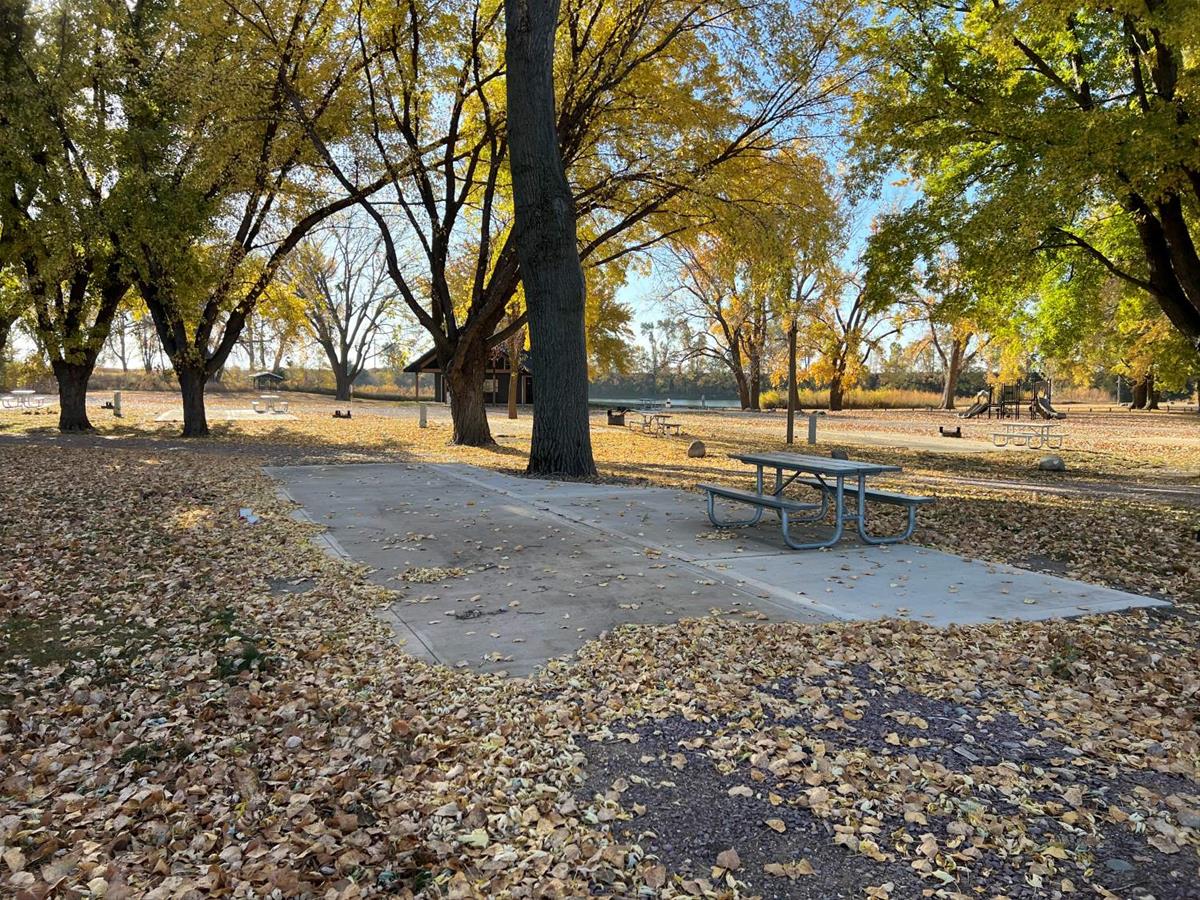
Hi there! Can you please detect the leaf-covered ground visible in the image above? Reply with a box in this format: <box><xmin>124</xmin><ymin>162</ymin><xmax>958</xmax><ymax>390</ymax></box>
<box><xmin>2</xmin><ymin>434</ymin><xmax>1199</xmax><ymax>898</ymax></box>
<box><xmin>4</xmin><ymin>392</ymin><xmax>1197</xmax><ymax>603</ymax></box>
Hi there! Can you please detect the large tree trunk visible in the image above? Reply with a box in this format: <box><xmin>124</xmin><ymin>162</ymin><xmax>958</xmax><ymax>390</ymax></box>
<box><xmin>749</xmin><ymin>365</ymin><xmax>761</xmax><ymax>411</ymax></box>
<box><xmin>0</xmin><ymin>314</ymin><xmax>15</xmax><ymax>362</ymax></box>
<box><xmin>51</xmin><ymin>358</ymin><xmax>95</xmax><ymax>432</ymax></box>
<box><xmin>728</xmin><ymin>341</ymin><xmax>750</xmax><ymax>409</ymax></box>
<box><xmin>445</xmin><ymin>350</ymin><xmax>493</xmax><ymax>445</ymax></box>
<box><xmin>506</xmin><ymin>0</ymin><xmax>596</xmax><ymax>477</ymax></box>
<box><xmin>333</xmin><ymin>365</ymin><xmax>353</xmax><ymax>402</ymax></box>
<box><xmin>734</xmin><ymin>372</ymin><xmax>751</xmax><ymax>410</ymax></box>
<box><xmin>939</xmin><ymin>338</ymin><xmax>964</xmax><ymax>410</ymax></box>
<box><xmin>1130</xmin><ymin>371</ymin><xmax>1157</xmax><ymax>410</ymax></box>
<box><xmin>177</xmin><ymin>365</ymin><xmax>210</xmax><ymax>437</ymax></box>
<box><xmin>829</xmin><ymin>372</ymin><xmax>845</xmax><ymax>412</ymax></box>
<box><xmin>507</xmin><ymin>344</ymin><xmax>519</xmax><ymax>419</ymax></box>
<box><xmin>317</xmin><ymin>338</ymin><xmax>354</xmax><ymax>402</ymax></box>
<box><xmin>1130</xmin><ymin>377</ymin><xmax>1145</xmax><ymax>409</ymax></box>
<box><xmin>1129</xmin><ymin>194</ymin><xmax>1200</xmax><ymax>345</ymax></box>
<box><xmin>140</xmin><ymin>324</ymin><xmax>155</xmax><ymax>373</ymax></box>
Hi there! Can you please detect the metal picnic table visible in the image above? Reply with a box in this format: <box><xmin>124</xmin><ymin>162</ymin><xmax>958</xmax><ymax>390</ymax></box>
<box><xmin>632</xmin><ymin>411</ymin><xmax>680</xmax><ymax>436</ymax></box>
<box><xmin>252</xmin><ymin>394</ymin><xmax>289</xmax><ymax>414</ymax></box>
<box><xmin>2</xmin><ymin>389</ymin><xmax>46</xmax><ymax>409</ymax></box>
<box><xmin>699</xmin><ymin>451</ymin><xmax>932</xmax><ymax>550</ymax></box>
<box><xmin>990</xmin><ymin>422</ymin><xmax>1065</xmax><ymax>449</ymax></box>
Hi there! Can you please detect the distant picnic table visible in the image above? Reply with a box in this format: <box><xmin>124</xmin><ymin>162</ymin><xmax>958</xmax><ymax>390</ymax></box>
<box><xmin>699</xmin><ymin>451</ymin><xmax>933</xmax><ymax>550</ymax></box>
<box><xmin>251</xmin><ymin>394</ymin><xmax>290</xmax><ymax>414</ymax></box>
<box><xmin>630</xmin><ymin>411</ymin><xmax>681</xmax><ymax>436</ymax></box>
<box><xmin>990</xmin><ymin>422</ymin><xmax>1065</xmax><ymax>449</ymax></box>
<box><xmin>2</xmin><ymin>390</ymin><xmax>47</xmax><ymax>409</ymax></box>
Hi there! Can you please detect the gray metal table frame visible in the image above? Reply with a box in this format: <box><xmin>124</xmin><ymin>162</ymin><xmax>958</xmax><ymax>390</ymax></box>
<box><xmin>991</xmin><ymin>422</ymin><xmax>1065</xmax><ymax>449</ymax></box>
<box><xmin>633</xmin><ymin>412</ymin><xmax>677</xmax><ymax>435</ymax></box>
<box><xmin>707</xmin><ymin>452</ymin><xmax>902</xmax><ymax>550</ymax></box>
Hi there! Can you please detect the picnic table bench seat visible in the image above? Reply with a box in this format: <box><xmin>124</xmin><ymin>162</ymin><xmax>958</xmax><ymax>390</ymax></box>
<box><xmin>697</xmin><ymin>482</ymin><xmax>822</xmax><ymax>513</ymax></box>
<box><xmin>790</xmin><ymin>476</ymin><xmax>934</xmax><ymax>508</ymax></box>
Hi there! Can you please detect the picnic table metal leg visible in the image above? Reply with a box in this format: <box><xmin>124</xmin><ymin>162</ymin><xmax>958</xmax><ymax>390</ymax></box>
<box><xmin>856</xmin><ymin>473</ymin><xmax>866</xmax><ymax>531</ymax></box>
<box><xmin>855</xmin><ymin>472</ymin><xmax>920</xmax><ymax>545</ymax></box>
<box><xmin>856</xmin><ymin>505</ymin><xmax>919</xmax><ymax>545</ymax></box>
<box><xmin>781</xmin><ymin>475</ymin><xmax>845</xmax><ymax>550</ymax></box>
<box><xmin>768</xmin><ymin>467</ymin><xmax>827</xmax><ymax>522</ymax></box>
<box><xmin>706</xmin><ymin>464</ymin><xmax>766</xmax><ymax>528</ymax></box>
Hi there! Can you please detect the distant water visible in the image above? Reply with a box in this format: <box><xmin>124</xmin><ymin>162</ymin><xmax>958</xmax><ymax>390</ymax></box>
<box><xmin>589</xmin><ymin>397</ymin><xmax>742</xmax><ymax>409</ymax></box>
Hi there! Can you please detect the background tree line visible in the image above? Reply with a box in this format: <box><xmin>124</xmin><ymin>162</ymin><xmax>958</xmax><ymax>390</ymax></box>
<box><xmin>1</xmin><ymin>0</ymin><xmax>1196</xmax><ymax>453</ymax></box>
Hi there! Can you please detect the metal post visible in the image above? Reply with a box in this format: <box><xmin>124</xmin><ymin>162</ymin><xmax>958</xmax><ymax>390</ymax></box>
<box><xmin>112</xmin><ymin>390</ymin><xmax>122</xmax><ymax>418</ymax></box>
<box><xmin>786</xmin><ymin>320</ymin><xmax>797</xmax><ymax>444</ymax></box>
<box><xmin>807</xmin><ymin>412</ymin><xmax>817</xmax><ymax>445</ymax></box>
<box><xmin>419</xmin><ymin>402</ymin><xmax>427</xmax><ymax>428</ymax></box>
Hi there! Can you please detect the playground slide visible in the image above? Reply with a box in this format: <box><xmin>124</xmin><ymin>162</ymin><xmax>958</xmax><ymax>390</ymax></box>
<box><xmin>1033</xmin><ymin>397</ymin><xmax>1066</xmax><ymax>420</ymax></box>
<box><xmin>959</xmin><ymin>398</ymin><xmax>990</xmax><ymax>419</ymax></box>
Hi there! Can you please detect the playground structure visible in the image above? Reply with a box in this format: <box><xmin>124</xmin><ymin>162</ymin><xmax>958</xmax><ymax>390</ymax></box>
<box><xmin>960</xmin><ymin>378</ymin><xmax>1066</xmax><ymax>420</ymax></box>
<box><xmin>1029</xmin><ymin>381</ymin><xmax>1066</xmax><ymax>419</ymax></box>
<box><xmin>960</xmin><ymin>388</ymin><xmax>992</xmax><ymax>419</ymax></box>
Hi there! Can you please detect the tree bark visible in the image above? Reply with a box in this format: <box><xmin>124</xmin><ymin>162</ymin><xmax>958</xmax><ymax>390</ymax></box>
<box><xmin>332</xmin><ymin>364</ymin><xmax>354</xmax><ymax>402</ymax></box>
<box><xmin>445</xmin><ymin>349</ymin><xmax>494</xmax><ymax>445</ymax></box>
<box><xmin>176</xmin><ymin>365</ymin><xmax>210</xmax><ymax>437</ymax></box>
<box><xmin>1129</xmin><ymin>197</ymin><xmax>1200</xmax><ymax>345</ymax></box>
<box><xmin>507</xmin><ymin>342</ymin><xmax>520</xmax><ymax>419</ymax></box>
<box><xmin>315</xmin><ymin>336</ymin><xmax>355</xmax><ymax>402</ymax></box>
<box><xmin>734</xmin><ymin>371</ymin><xmax>751</xmax><ymax>410</ymax></box>
<box><xmin>829</xmin><ymin>372</ymin><xmax>845</xmax><ymax>412</ymax></box>
<box><xmin>939</xmin><ymin>338</ymin><xmax>964</xmax><ymax>410</ymax></box>
<box><xmin>51</xmin><ymin>359</ymin><xmax>95</xmax><ymax>432</ymax></box>
<box><xmin>0</xmin><ymin>313</ymin><xmax>15</xmax><ymax>362</ymax></box>
<box><xmin>1131</xmin><ymin>371</ymin><xmax>1157</xmax><ymax>410</ymax></box>
<box><xmin>728</xmin><ymin>337</ymin><xmax>751</xmax><ymax>409</ymax></box>
<box><xmin>506</xmin><ymin>0</ymin><xmax>596</xmax><ymax>477</ymax></box>
<box><xmin>748</xmin><ymin>342</ymin><xmax>762</xmax><ymax>411</ymax></box>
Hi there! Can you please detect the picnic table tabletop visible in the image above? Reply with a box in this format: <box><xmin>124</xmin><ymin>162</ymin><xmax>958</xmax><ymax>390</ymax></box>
<box><xmin>731</xmin><ymin>451</ymin><xmax>901</xmax><ymax>477</ymax></box>
<box><xmin>999</xmin><ymin>422</ymin><xmax>1063</xmax><ymax>431</ymax></box>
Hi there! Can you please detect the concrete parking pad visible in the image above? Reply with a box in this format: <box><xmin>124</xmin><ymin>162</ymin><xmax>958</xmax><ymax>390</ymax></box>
<box><xmin>266</xmin><ymin>462</ymin><xmax>1169</xmax><ymax>674</ymax></box>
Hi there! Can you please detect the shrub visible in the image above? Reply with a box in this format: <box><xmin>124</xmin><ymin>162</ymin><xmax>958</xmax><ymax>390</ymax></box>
<box><xmin>0</xmin><ymin>355</ymin><xmax>54</xmax><ymax>392</ymax></box>
<box><xmin>758</xmin><ymin>387</ymin><xmax>945</xmax><ymax>410</ymax></box>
